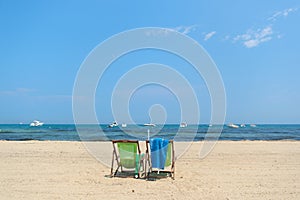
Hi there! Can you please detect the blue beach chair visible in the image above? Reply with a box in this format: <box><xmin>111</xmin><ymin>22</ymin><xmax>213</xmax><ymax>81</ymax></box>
<box><xmin>145</xmin><ymin>138</ymin><xmax>175</xmax><ymax>179</ymax></box>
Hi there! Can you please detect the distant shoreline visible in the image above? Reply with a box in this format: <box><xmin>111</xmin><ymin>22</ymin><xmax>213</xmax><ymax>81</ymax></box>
<box><xmin>1</xmin><ymin>124</ymin><xmax>300</xmax><ymax>141</ymax></box>
<box><xmin>1</xmin><ymin>123</ymin><xmax>300</xmax><ymax>125</ymax></box>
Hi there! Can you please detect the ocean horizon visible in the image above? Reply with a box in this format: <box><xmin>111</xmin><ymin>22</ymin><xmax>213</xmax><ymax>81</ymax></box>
<box><xmin>0</xmin><ymin>124</ymin><xmax>299</xmax><ymax>141</ymax></box>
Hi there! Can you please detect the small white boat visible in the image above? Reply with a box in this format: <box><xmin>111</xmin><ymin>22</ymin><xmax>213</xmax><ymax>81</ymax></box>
<box><xmin>30</xmin><ymin>120</ymin><xmax>44</xmax><ymax>127</ymax></box>
<box><xmin>227</xmin><ymin>123</ymin><xmax>239</xmax><ymax>128</ymax></box>
<box><xmin>250</xmin><ymin>124</ymin><xmax>256</xmax><ymax>127</ymax></box>
<box><xmin>240</xmin><ymin>124</ymin><xmax>246</xmax><ymax>128</ymax></box>
<box><xmin>180</xmin><ymin>122</ymin><xmax>187</xmax><ymax>128</ymax></box>
<box><xmin>108</xmin><ymin>121</ymin><xmax>118</xmax><ymax>128</ymax></box>
<box><xmin>143</xmin><ymin>123</ymin><xmax>156</xmax><ymax>127</ymax></box>
<box><xmin>121</xmin><ymin>123</ymin><xmax>127</xmax><ymax>128</ymax></box>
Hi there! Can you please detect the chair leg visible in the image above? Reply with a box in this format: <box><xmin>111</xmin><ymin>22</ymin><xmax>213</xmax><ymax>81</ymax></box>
<box><xmin>139</xmin><ymin>154</ymin><xmax>147</xmax><ymax>178</ymax></box>
<box><xmin>110</xmin><ymin>152</ymin><xmax>114</xmax><ymax>177</ymax></box>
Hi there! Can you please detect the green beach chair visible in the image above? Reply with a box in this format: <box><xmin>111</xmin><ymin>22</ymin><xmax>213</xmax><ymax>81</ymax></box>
<box><xmin>145</xmin><ymin>139</ymin><xmax>175</xmax><ymax>180</ymax></box>
<box><xmin>111</xmin><ymin>140</ymin><xmax>144</xmax><ymax>178</ymax></box>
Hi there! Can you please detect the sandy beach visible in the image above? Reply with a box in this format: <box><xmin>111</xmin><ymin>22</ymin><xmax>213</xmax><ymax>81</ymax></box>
<box><xmin>0</xmin><ymin>140</ymin><xmax>299</xmax><ymax>199</ymax></box>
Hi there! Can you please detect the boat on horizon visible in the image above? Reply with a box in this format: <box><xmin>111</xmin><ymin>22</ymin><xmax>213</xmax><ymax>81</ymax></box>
<box><xmin>143</xmin><ymin>123</ymin><xmax>156</xmax><ymax>127</ymax></box>
<box><xmin>30</xmin><ymin>120</ymin><xmax>44</xmax><ymax>127</ymax></box>
<box><xmin>121</xmin><ymin>123</ymin><xmax>127</xmax><ymax>128</ymax></box>
<box><xmin>227</xmin><ymin>123</ymin><xmax>239</xmax><ymax>128</ymax></box>
<box><xmin>108</xmin><ymin>121</ymin><xmax>118</xmax><ymax>128</ymax></box>
<box><xmin>180</xmin><ymin>122</ymin><xmax>187</xmax><ymax>128</ymax></box>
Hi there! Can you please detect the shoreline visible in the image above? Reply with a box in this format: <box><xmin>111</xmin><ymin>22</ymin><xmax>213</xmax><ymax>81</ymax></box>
<box><xmin>1</xmin><ymin>139</ymin><xmax>300</xmax><ymax>142</ymax></box>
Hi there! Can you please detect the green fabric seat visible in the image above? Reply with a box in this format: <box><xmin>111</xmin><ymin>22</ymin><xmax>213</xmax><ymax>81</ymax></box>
<box><xmin>111</xmin><ymin>140</ymin><xmax>144</xmax><ymax>178</ymax></box>
<box><xmin>118</xmin><ymin>143</ymin><xmax>137</xmax><ymax>169</ymax></box>
<box><xmin>165</xmin><ymin>143</ymin><xmax>172</xmax><ymax>167</ymax></box>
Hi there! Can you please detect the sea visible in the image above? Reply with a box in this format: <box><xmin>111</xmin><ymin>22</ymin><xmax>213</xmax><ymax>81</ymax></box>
<box><xmin>0</xmin><ymin>124</ymin><xmax>299</xmax><ymax>141</ymax></box>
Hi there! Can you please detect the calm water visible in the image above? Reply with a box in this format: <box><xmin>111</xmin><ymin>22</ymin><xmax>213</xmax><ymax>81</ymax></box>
<box><xmin>0</xmin><ymin>124</ymin><xmax>300</xmax><ymax>141</ymax></box>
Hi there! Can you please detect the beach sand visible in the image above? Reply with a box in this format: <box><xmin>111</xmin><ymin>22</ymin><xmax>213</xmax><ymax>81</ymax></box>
<box><xmin>0</xmin><ymin>141</ymin><xmax>299</xmax><ymax>199</ymax></box>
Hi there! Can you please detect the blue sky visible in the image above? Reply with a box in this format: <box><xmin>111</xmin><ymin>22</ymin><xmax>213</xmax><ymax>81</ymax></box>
<box><xmin>0</xmin><ymin>0</ymin><xmax>299</xmax><ymax>124</ymax></box>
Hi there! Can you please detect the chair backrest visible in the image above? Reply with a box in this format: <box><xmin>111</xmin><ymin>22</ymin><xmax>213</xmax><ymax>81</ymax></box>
<box><xmin>165</xmin><ymin>143</ymin><xmax>172</xmax><ymax>167</ymax></box>
<box><xmin>112</xmin><ymin>140</ymin><xmax>140</xmax><ymax>169</ymax></box>
<box><xmin>146</xmin><ymin>139</ymin><xmax>174</xmax><ymax>169</ymax></box>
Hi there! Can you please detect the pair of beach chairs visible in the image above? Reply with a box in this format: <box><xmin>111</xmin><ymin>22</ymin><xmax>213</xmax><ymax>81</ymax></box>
<box><xmin>110</xmin><ymin>139</ymin><xmax>175</xmax><ymax>179</ymax></box>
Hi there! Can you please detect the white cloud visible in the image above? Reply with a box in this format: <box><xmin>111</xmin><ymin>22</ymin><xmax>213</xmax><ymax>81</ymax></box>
<box><xmin>144</xmin><ymin>28</ymin><xmax>172</xmax><ymax>37</ymax></box>
<box><xmin>173</xmin><ymin>25</ymin><xmax>197</xmax><ymax>35</ymax></box>
<box><xmin>145</xmin><ymin>25</ymin><xmax>197</xmax><ymax>37</ymax></box>
<box><xmin>36</xmin><ymin>95</ymin><xmax>72</xmax><ymax>101</ymax></box>
<box><xmin>268</xmin><ymin>7</ymin><xmax>298</xmax><ymax>21</ymax></box>
<box><xmin>0</xmin><ymin>88</ymin><xmax>36</xmax><ymax>96</ymax></box>
<box><xmin>231</xmin><ymin>7</ymin><xmax>297</xmax><ymax>48</ymax></box>
<box><xmin>234</xmin><ymin>26</ymin><xmax>273</xmax><ymax>48</ymax></box>
<box><xmin>243</xmin><ymin>39</ymin><xmax>259</xmax><ymax>48</ymax></box>
<box><xmin>224</xmin><ymin>35</ymin><xmax>230</xmax><ymax>40</ymax></box>
<box><xmin>204</xmin><ymin>31</ymin><xmax>216</xmax><ymax>41</ymax></box>
<box><xmin>259</xmin><ymin>26</ymin><xmax>272</xmax><ymax>37</ymax></box>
